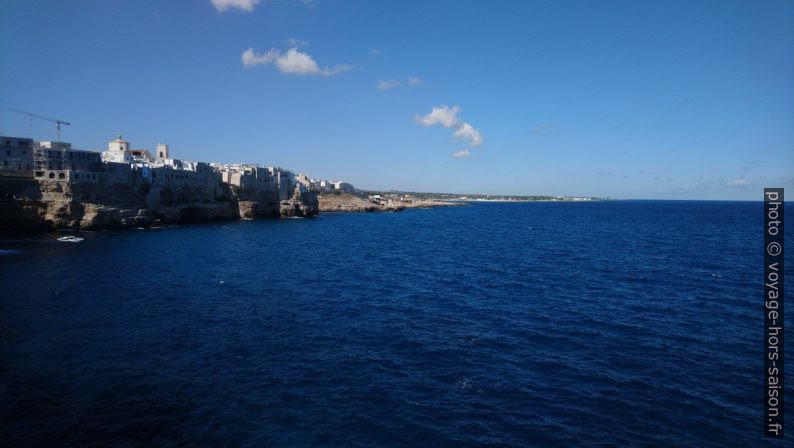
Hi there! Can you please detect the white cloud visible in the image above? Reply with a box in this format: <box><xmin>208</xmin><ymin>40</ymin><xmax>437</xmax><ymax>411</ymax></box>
<box><xmin>377</xmin><ymin>79</ymin><xmax>401</xmax><ymax>91</ymax></box>
<box><xmin>408</xmin><ymin>77</ymin><xmax>424</xmax><ymax>87</ymax></box>
<box><xmin>453</xmin><ymin>122</ymin><xmax>483</xmax><ymax>147</ymax></box>
<box><xmin>212</xmin><ymin>0</ymin><xmax>260</xmax><ymax>12</ymax></box>
<box><xmin>241</xmin><ymin>47</ymin><xmax>278</xmax><ymax>67</ymax></box>
<box><xmin>241</xmin><ymin>47</ymin><xmax>351</xmax><ymax>76</ymax></box>
<box><xmin>275</xmin><ymin>48</ymin><xmax>322</xmax><ymax>75</ymax></box>
<box><xmin>318</xmin><ymin>65</ymin><xmax>352</xmax><ymax>76</ymax></box>
<box><xmin>416</xmin><ymin>105</ymin><xmax>461</xmax><ymax>128</ymax></box>
<box><xmin>452</xmin><ymin>149</ymin><xmax>471</xmax><ymax>159</ymax></box>
<box><xmin>369</xmin><ymin>48</ymin><xmax>381</xmax><ymax>56</ymax></box>
<box><xmin>287</xmin><ymin>37</ymin><xmax>309</xmax><ymax>48</ymax></box>
<box><xmin>417</xmin><ymin>105</ymin><xmax>484</xmax><ymax>149</ymax></box>
<box><xmin>378</xmin><ymin>77</ymin><xmax>424</xmax><ymax>91</ymax></box>
<box><xmin>726</xmin><ymin>177</ymin><xmax>754</xmax><ymax>187</ymax></box>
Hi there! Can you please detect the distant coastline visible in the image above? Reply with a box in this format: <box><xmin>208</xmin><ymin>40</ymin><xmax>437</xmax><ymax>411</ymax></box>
<box><xmin>318</xmin><ymin>192</ymin><xmax>461</xmax><ymax>213</ymax></box>
<box><xmin>364</xmin><ymin>190</ymin><xmax>607</xmax><ymax>203</ymax></box>
<box><xmin>316</xmin><ymin>191</ymin><xmax>609</xmax><ymax>213</ymax></box>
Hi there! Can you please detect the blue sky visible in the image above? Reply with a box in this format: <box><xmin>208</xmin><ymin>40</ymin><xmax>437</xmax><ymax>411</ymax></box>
<box><xmin>1</xmin><ymin>0</ymin><xmax>791</xmax><ymax>199</ymax></box>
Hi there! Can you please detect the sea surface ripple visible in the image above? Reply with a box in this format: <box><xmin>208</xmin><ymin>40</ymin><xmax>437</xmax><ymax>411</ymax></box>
<box><xmin>1</xmin><ymin>201</ymin><xmax>791</xmax><ymax>447</ymax></box>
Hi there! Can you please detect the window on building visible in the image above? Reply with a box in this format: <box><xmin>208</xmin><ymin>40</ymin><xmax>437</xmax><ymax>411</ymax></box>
<box><xmin>49</xmin><ymin>172</ymin><xmax>54</xmax><ymax>179</ymax></box>
<box><xmin>58</xmin><ymin>173</ymin><xmax>65</xmax><ymax>179</ymax></box>
<box><xmin>5</xmin><ymin>150</ymin><xmax>9</xmax><ymax>156</ymax></box>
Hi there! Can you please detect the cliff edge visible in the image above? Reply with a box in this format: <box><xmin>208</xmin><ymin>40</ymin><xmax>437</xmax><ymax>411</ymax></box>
<box><xmin>0</xmin><ymin>177</ymin><xmax>318</xmax><ymax>231</ymax></box>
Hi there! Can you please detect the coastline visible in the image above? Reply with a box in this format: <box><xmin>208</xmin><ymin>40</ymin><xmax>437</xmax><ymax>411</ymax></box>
<box><xmin>1</xmin><ymin>135</ymin><xmax>476</xmax><ymax>234</ymax></box>
<box><xmin>318</xmin><ymin>192</ymin><xmax>461</xmax><ymax>213</ymax></box>
<box><xmin>0</xmin><ymin>182</ymin><xmax>462</xmax><ymax>234</ymax></box>
<box><xmin>0</xmin><ymin>176</ymin><xmax>319</xmax><ymax>232</ymax></box>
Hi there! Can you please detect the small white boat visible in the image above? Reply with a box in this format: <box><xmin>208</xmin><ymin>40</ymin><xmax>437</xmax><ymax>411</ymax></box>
<box><xmin>57</xmin><ymin>236</ymin><xmax>84</xmax><ymax>243</ymax></box>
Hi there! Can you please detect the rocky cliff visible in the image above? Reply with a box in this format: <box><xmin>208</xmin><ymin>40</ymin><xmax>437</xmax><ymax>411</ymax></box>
<box><xmin>0</xmin><ymin>177</ymin><xmax>318</xmax><ymax>231</ymax></box>
<box><xmin>280</xmin><ymin>185</ymin><xmax>320</xmax><ymax>217</ymax></box>
<box><xmin>318</xmin><ymin>193</ymin><xmax>404</xmax><ymax>212</ymax></box>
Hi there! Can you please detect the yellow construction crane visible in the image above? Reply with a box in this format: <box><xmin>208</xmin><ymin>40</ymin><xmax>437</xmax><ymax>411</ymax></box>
<box><xmin>9</xmin><ymin>108</ymin><xmax>71</xmax><ymax>142</ymax></box>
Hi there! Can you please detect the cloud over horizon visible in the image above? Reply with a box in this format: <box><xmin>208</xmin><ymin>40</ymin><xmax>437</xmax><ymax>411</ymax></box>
<box><xmin>417</xmin><ymin>105</ymin><xmax>484</xmax><ymax>148</ymax></box>
<box><xmin>212</xmin><ymin>0</ymin><xmax>260</xmax><ymax>13</ymax></box>
<box><xmin>726</xmin><ymin>177</ymin><xmax>754</xmax><ymax>187</ymax></box>
<box><xmin>242</xmin><ymin>47</ymin><xmax>351</xmax><ymax>76</ymax></box>
<box><xmin>287</xmin><ymin>37</ymin><xmax>309</xmax><ymax>48</ymax></box>
<box><xmin>452</xmin><ymin>149</ymin><xmax>471</xmax><ymax>158</ymax></box>
<box><xmin>377</xmin><ymin>79</ymin><xmax>401</xmax><ymax>91</ymax></box>
<box><xmin>376</xmin><ymin>76</ymin><xmax>424</xmax><ymax>91</ymax></box>
<box><xmin>453</xmin><ymin>122</ymin><xmax>483</xmax><ymax>147</ymax></box>
<box><xmin>417</xmin><ymin>105</ymin><xmax>461</xmax><ymax>128</ymax></box>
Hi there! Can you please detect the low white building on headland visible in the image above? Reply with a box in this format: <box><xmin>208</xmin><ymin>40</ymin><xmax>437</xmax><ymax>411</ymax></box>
<box><xmin>304</xmin><ymin>177</ymin><xmax>356</xmax><ymax>194</ymax></box>
<box><xmin>333</xmin><ymin>181</ymin><xmax>354</xmax><ymax>194</ymax></box>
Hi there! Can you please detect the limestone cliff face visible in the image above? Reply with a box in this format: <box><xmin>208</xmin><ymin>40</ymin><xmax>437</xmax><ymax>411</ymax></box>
<box><xmin>0</xmin><ymin>177</ymin><xmax>318</xmax><ymax>231</ymax></box>
<box><xmin>235</xmin><ymin>187</ymin><xmax>281</xmax><ymax>220</ymax></box>
<box><xmin>318</xmin><ymin>193</ymin><xmax>405</xmax><ymax>213</ymax></box>
<box><xmin>280</xmin><ymin>185</ymin><xmax>320</xmax><ymax>217</ymax></box>
<box><xmin>238</xmin><ymin>200</ymin><xmax>283</xmax><ymax>220</ymax></box>
<box><xmin>78</xmin><ymin>203</ymin><xmax>151</xmax><ymax>229</ymax></box>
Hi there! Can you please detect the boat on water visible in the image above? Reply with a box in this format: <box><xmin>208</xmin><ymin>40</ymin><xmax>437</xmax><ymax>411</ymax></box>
<box><xmin>57</xmin><ymin>236</ymin><xmax>84</xmax><ymax>243</ymax></box>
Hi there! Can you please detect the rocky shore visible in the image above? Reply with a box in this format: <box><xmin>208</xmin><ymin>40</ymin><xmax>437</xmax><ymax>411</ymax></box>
<box><xmin>0</xmin><ymin>177</ymin><xmax>318</xmax><ymax>231</ymax></box>
<box><xmin>318</xmin><ymin>192</ymin><xmax>459</xmax><ymax>213</ymax></box>
<box><xmin>0</xmin><ymin>180</ymin><xmax>465</xmax><ymax>232</ymax></box>
<box><xmin>0</xmin><ymin>181</ymin><xmax>466</xmax><ymax>232</ymax></box>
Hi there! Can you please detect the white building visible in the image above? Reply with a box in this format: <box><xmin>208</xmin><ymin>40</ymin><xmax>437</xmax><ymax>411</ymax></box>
<box><xmin>102</xmin><ymin>136</ymin><xmax>176</xmax><ymax>166</ymax></box>
<box><xmin>156</xmin><ymin>143</ymin><xmax>169</xmax><ymax>160</ymax></box>
<box><xmin>334</xmin><ymin>181</ymin><xmax>354</xmax><ymax>194</ymax></box>
<box><xmin>130</xmin><ymin>149</ymin><xmax>154</xmax><ymax>162</ymax></box>
<box><xmin>102</xmin><ymin>135</ymin><xmax>133</xmax><ymax>163</ymax></box>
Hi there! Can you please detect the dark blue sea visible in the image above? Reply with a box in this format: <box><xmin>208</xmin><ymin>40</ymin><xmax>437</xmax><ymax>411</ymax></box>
<box><xmin>1</xmin><ymin>201</ymin><xmax>791</xmax><ymax>447</ymax></box>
